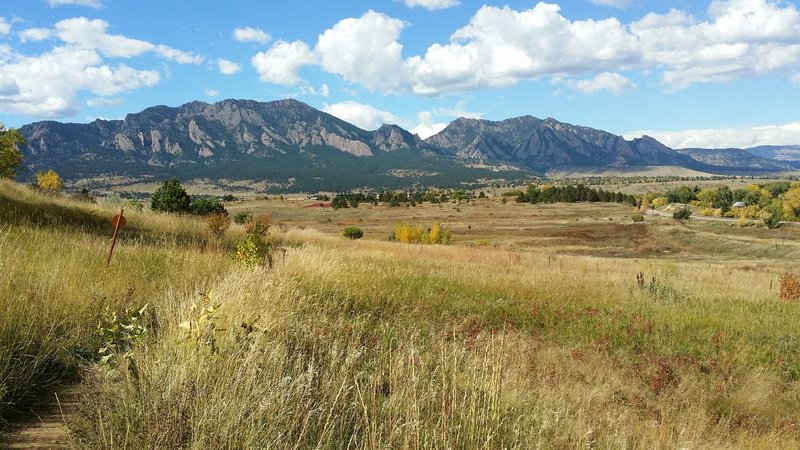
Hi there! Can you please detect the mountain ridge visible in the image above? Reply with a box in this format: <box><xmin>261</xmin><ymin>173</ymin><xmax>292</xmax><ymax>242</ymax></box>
<box><xmin>16</xmin><ymin>98</ymin><xmax>799</xmax><ymax>192</ymax></box>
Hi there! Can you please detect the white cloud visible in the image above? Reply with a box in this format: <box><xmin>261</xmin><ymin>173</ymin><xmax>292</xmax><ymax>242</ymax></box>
<box><xmin>0</xmin><ymin>16</ymin><xmax>202</xmax><ymax>118</ymax></box>
<box><xmin>86</xmin><ymin>96</ymin><xmax>121</xmax><ymax>107</ymax></box>
<box><xmin>233</xmin><ymin>27</ymin><xmax>271</xmax><ymax>44</ymax></box>
<box><xmin>316</xmin><ymin>11</ymin><xmax>411</xmax><ymax>93</ymax></box>
<box><xmin>632</xmin><ymin>0</ymin><xmax>800</xmax><ymax>90</ymax></box>
<box><xmin>562</xmin><ymin>72</ymin><xmax>636</xmax><ymax>94</ymax></box>
<box><xmin>204</xmin><ymin>88</ymin><xmax>220</xmax><ymax>97</ymax></box>
<box><xmin>255</xmin><ymin>1</ymin><xmax>800</xmax><ymax>94</ymax></box>
<box><xmin>589</xmin><ymin>0</ymin><xmax>631</xmax><ymax>8</ymax></box>
<box><xmin>411</xmin><ymin>111</ymin><xmax>447</xmax><ymax>139</ymax></box>
<box><xmin>52</xmin><ymin>17</ymin><xmax>201</xmax><ymax>64</ymax></box>
<box><xmin>0</xmin><ymin>17</ymin><xmax>10</xmax><ymax>35</ymax></box>
<box><xmin>252</xmin><ymin>40</ymin><xmax>315</xmax><ymax>85</ymax></box>
<box><xmin>19</xmin><ymin>28</ymin><xmax>53</xmax><ymax>42</ymax></box>
<box><xmin>217</xmin><ymin>58</ymin><xmax>241</xmax><ymax>75</ymax></box>
<box><xmin>154</xmin><ymin>45</ymin><xmax>203</xmax><ymax>64</ymax></box>
<box><xmin>48</xmin><ymin>0</ymin><xmax>103</xmax><ymax>8</ymax></box>
<box><xmin>322</xmin><ymin>101</ymin><xmax>405</xmax><ymax>130</ymax></box>
<box><xmin>0</xmin><ymin>46</ymin><xmax>159</xmax><ymax>117</ymax></box>
<box><xmin>0</xmin><ymin>74</ymin><xmax>20</xmax><ymax>96</ymax></box>
<box><xmin>404</xmin><ymin>0</ymin><xmax>460</xmax><ymax>11</ymax></box>
<box><xmin>299</xmin><ymin>83</ymin><xmax>330</xmax><ymax>97</ymax></box>
<box><xmin>624</xmin><ymin>122</ymin><xmax>800</xmax><ymax>149</ymax></box>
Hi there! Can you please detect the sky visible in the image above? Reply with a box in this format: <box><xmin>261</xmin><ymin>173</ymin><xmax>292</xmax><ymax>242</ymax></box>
<box><xmin>1</xmin><ymin>0</ymin><xmax>800</xmax><ymax>149</ymax></box>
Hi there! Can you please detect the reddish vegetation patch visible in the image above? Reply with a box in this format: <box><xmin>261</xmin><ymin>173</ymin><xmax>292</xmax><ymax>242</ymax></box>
<box><xmin>303</xmin><ymin>202</ymin><xmax>330</xmax><ymax>208</ymax></box>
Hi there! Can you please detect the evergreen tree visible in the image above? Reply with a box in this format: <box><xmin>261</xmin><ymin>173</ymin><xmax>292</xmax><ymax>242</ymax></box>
<box><xmin>151</xmin><ymin>177</ymin><xmax>191</xmax><ymax>213</ymax></box>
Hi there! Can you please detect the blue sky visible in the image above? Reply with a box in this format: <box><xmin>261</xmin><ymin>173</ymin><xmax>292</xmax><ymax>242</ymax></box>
<box><xmin>1</xmin><ymin>0</ymin><xmax>800</xmax><ymax>148</ymax></box>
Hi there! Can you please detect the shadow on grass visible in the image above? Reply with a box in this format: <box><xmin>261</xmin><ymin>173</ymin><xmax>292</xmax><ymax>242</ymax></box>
<box><xmin>0</xmin><ymin>192</ymin><xmax>207</xmax><ymax>248</ymax></box>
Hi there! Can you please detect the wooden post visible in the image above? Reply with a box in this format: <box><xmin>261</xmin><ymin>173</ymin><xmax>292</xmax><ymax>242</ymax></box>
<box><xmin>107</xmin><ymin>208</ymin><xmax>125</xmax><ymax>267</ymax></box>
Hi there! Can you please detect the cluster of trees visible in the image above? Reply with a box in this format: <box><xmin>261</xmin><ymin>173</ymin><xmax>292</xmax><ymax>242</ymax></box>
<box><xmin>653</xmin><ymin>182</ymin><xmax>800</xmax><ymax>227</ymax></box>
<box><xmin>150</xmin><ymin>177</ymin><xmax>228</xmax><ymax>216</ymax></box>
<box><xmin>514</xmin><ymin>184</ymin><xmax>637</xmax><ymax>205</ymax></box>
<box><xmin>394</xmin><ymin>222</ymin><xmax>451</xmax><ymax>245</ymax></box>
<box><xmin>330</xmin><ymin>189</ymin><xmax>479</xmax><ymax>209</ymax></box>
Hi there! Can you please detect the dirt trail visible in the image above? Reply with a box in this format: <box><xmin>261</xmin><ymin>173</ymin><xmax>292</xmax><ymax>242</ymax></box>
<box><xmin>1</xmin><ymin>384</ymin><xmax>80</xmax><ymax>450</ymax></box>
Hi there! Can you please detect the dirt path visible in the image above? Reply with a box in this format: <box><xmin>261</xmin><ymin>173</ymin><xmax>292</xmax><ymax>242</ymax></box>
<box><xmin>1</xmin><ymin>384</ymin><xmax>81</xmax><ymax>450</ymax></box>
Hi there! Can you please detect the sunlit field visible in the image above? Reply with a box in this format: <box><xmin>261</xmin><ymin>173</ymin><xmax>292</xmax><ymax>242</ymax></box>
<box><xmin>2</xmin><ymin>179</ymin><xmax>799</xmax><ymax>448</ymax></box>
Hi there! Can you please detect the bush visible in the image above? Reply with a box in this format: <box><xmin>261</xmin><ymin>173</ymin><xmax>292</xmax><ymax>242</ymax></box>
<box><xmin>233</xmin><ymin>211</ymin><xmax>252</xmax><ymax>225</ymax></box>
<box><xmin>395</xmin><ymin>222</ymin><xmax>451</xmax><ymax>245</ymax></box>
<box><xmin>631</xmin><ymin>212</ymin><xmax>644</xmax><ymax>223</ymax></box>
<box><xmin>672</xmin><ymin>208</ymin><xmax>692</xmax><ymax>221</ymax></box>
<box><xmin>190</xmin><ymin>197</ymin><xmax>227</xmax><ymax>216</ymax></box>
<box><xmin>151</xmin><ymin>177</ymin><xmax>191</xmax><ymax>213</ymax></box>
<box><xmin>780</xmin><ymin>274</ymin><xmax>800</xmax><ymax>300</ymax></box>
<box><xmin>206</xmin><ymin>212</ymin><xmax>231</xmax><ymax>240</ymax></box>
<box><xmin>244</xmin><ymin>214</ymin><xmax>272</xmax><ymax>236</ymax></box>
<box><xmin>232</xmin><ymin>234</ymin><xmax>269</xmax><ymax>268</ymax></box>
<box><xmin>343</xmin><ymin>226</ymin><xmax>364</xmax><ymax>240</ymax></box>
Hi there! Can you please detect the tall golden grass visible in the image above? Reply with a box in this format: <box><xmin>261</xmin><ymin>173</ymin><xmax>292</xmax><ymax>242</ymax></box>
<box><xmin>2</xmin><ymin>179</ymin><xmax>800</xmax><ymax>448</ymax></box>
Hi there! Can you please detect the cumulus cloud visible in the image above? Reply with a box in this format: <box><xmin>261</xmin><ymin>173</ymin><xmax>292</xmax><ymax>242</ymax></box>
<box><xmin>404</xmin><ymin>0</ymin><xmax>460</xmax><ymax>11</ymax></box>
<box><xmin>0</xmin><ymin>17</ymin><xmax>10</xmax><ymax>35</ymax></box>
<box><xmin>252</xmin><ymin>40</ymin><xmax>315</xmax><ymax>85</ymax></box>
<box><xmin>316</xmin><ymin>11</ymin><xmax>411</xmax><ymax>92</ymax></box>
<box><xmin>0</xmin><ymin>46</ymin><xmax>159</xmax><ymax>117</ymax></box>
<box><xmin>410</xmin><ymin>111</ymin><xmax>448</xmax><ymax>139</ymax></box>
<box><xmin>19</xmin><ymin>28</ymin><xmax>53</xmax><ymax>42</ymax></box>
<box><xmin>49</xmin><ymin>17</ymin><xmax>202</xmax><ymax>63</ymax></box>
<box><xmin>561</xmin><ymin>72</ymin><xmax>636</xmax><ymax>94</ymax></box>
<box><xmin>633</xmin><ymin>0</ymin><xmax>800</xmax><ymax>90</ymax></box>
<box><xmin>624</xmin><ymin>122</ymin><xmax>800</xmax><ymax>149</ymax></box>
<box><xmin>0</xmin><ymin>74</ymin><xmax>20</xmax><ymax>96</ymax></box>
<box><xmin>322</xmin><ymin>101</ymin><xmax>405</xmax><ymax>130</ymax></box>
<box><xmin>217</xmin><ymin>58</ymin><xmax>241</xmax><ymax>75</ymax></box>
<box><xmin>204</xmin><ymin>88</ymin><xmax>220</xmax><ymax>97</ymax></box>
<box><xmin>0</xmin><ymin>17</ymin><xmax>199</xmax><ymax>118</ymax></box>
<box><xmin>589</xmin><ymin>0</ymin><xmax>631</xmax><ymax>8</ymax></box>
<box><xmin>233</xmin><ymin>27</ymin><xmax>271</xmax><ymax>44</ymax></box>
<box><xmin>254</xmin><ymin>1</ymin><xmax>800</xmax><ymax>94</ymax></box>
<box><xmin>48</xmin><ymin>0</ymin><xmax>103</xmax><ymax>8</ymax></box>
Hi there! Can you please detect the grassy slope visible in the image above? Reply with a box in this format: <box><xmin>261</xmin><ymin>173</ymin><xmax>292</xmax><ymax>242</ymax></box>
<box><xmin>2</xmin><ymin>179</ymin><xmax>800</xmax><ymax>448</ymax></box>
<box><xmin>0</xmin><ymin>180</ymin><xmax>232</xmax><ymax>424</ymax></box>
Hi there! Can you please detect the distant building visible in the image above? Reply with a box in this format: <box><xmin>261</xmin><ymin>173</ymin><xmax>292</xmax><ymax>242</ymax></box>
<box><xmin>732</xmin><ymin>201</ymin><xmax>746</xmax><ymax>208</ymax></box>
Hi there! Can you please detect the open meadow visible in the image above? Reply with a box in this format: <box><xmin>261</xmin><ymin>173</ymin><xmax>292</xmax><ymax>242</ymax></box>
<box><xmin>2</xmin><ymin>179</ymin><xmax>800</xmax><ymax>449</ymax></box>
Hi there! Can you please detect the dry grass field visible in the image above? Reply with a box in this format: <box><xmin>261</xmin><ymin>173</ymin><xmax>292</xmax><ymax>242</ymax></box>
<box><xmin>2</xmin><ymin>178</ymin><xmax>800</xmax><ymax>449</ymax></box>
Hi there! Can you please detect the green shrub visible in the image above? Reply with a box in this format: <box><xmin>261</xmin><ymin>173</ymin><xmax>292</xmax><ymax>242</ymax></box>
<box><xmin>234</xmin><ymin>211</ymin><xmax>252</xmax><ymax>225</ymax></box>
<box><xmin>232</xmin><ymin>234</ymin><xmax>269</xmax><ymax>268</ymax></box>
<box><xmin>151</xmin><ymin>177</ymin><xmax>191</xmax><ymax>213</ymax></box>
<box><xmin>631</xmin><ymin>212</ymin><xmax>644</xmax><ymax>223</ymax></box>
<box><xmin>672</xmin><ymin>208</ymin><xmax>692</xmax><ymax>221</ymax></box>
<box><xmin>190</xmin><ymin>197</ymin><xmax>227</xmax><ymax>216</ymax></box>
<box><xmin>343</xmin><ymin>226</ymin><xmax>364</xmax><ymax>240</ymax></box>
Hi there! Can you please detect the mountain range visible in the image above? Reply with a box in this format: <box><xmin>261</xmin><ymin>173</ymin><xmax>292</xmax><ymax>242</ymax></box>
<box><xmin>17</xmin><ymin>98</ymin><xmax>800</xmax><ymax>193</ymax></box>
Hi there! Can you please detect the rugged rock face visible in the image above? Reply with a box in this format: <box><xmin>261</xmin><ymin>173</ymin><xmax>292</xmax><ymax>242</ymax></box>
<box><xmin>424</xmin><ymin>116</ymin><xmax>702</xmax><ymax>170</ymax></box>
<box><xmin>17</xmin><ymin>97</ymin><xmax>796</xmax><ymax>184</ymax></box>
<box><xmin>19</xmin><ymin>99</ymin><xmax>427</xmax><ymax>172</ymax></box>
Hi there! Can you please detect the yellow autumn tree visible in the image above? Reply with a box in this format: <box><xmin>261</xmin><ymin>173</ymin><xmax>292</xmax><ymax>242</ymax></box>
<box><xmin>394</xmin><ymin>223</ymin><xmax>423</xmax><ymax>243</ymax></box>
<box><xmin>425</xmin><ymin>222</ymin><xmax>442</xmax><ymax>244</ymax></box>
<box><xmin>783</xmin><ymin>187</ymin><xmax>800</xmax><ymax>221</ymax></box>
<box><xmin>36</xmin><ymin>169</ymin><xmax>63</xmax><ymax>193</ymax></box>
